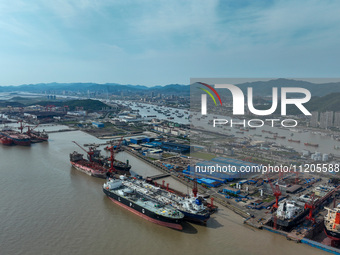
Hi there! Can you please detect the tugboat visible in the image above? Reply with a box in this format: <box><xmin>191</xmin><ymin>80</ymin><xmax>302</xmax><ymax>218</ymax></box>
<box><xmin>103</xmin><ymin>176</ymin><xmax>184</xmax><ymax>230</ymax></box>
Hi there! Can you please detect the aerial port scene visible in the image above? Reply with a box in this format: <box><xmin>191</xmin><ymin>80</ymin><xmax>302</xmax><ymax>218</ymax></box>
<box><xmin>1</xmin><ymin>1</ymin><xmax>340</xmax><ymax>255</ymax></box>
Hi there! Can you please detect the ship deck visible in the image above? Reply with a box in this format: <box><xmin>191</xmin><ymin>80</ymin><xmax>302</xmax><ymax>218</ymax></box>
<box><xmin>108</xmin><ymin>188</ymin><xmax>183</xmax><ymax>219</ymax></box>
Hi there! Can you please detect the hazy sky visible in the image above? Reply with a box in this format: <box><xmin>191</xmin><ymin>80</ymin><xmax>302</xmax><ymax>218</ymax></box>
<box><xmin>1</xmin><ymin>0</ymin><xmax>340</xmax><ymax>86</ymax></box>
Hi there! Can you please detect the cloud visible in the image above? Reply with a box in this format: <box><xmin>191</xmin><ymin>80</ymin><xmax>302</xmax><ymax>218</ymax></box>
<box><xmin>0</xmin><ymin>0</ymin><xmax>340</xmax><ymax>85</ymax></box>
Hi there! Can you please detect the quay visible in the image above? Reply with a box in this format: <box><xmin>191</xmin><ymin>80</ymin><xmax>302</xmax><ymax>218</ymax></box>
<box><xmin>121</xmin><ymin>146</ymin><xmax>249</xmax><ymax>219</ymax></box>
<box><xmin>147</xmin><ymin>173</ymin><xmax>171</xmax><ymax>180</ymax></box>
<box><xmin>46</xmin><ymin>128</ymin><xmax>78</xmax><ymax>133</ymax></box>
<box><xmin>121</xmin><ymin>146</ymin><xmax>340</xmax><ymax>254</ymax></box>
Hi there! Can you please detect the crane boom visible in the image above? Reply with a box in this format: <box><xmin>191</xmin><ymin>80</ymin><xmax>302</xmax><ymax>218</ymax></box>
<box><xmin>72</xmin><ymin>141</ymin><xmax>94</xmax><ymax>162</ymax></box>
<box><xmin>265</xmin><ymin>173</ymin><xmax>281</xmax><ymax>209</ymax></box>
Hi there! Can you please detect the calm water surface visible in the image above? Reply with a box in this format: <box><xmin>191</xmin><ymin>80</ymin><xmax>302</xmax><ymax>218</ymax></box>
<box><xmin>0</xmin><ymin>130</ymin><xmax>325</xmax><ymax>255</ymax></box>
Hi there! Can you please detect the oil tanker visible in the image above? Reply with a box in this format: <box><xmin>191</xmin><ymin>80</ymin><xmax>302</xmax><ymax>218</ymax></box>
<box><xmin>103</xmin><ymin>176</ymin><xmax>184</xmax><ymax>230</ymax></box>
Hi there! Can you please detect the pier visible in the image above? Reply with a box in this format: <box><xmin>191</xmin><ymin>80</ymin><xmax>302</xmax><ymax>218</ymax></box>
<box><xmin>147</xmin><ymin>173</ymin><xmax>171</xmax><ymax>180</ymax></box>
<box><xmin>122</xmin><ymin>146</ymin><xmax>249</xmax><ymax>219</ymax></box>
<box><xmin>46</xmin><ymin>128</ymin><xmax>78</xmax><ymax>133</ymax></box>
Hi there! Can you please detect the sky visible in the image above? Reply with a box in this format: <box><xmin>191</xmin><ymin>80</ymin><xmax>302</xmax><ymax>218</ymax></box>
<box><xmin>1</xmin><ymin>0</ymin><xmax>340</xmax><ymax>86</ymax></box>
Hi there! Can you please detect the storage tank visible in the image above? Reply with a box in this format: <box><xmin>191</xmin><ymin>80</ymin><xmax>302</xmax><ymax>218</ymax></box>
<box><xmin>322</xmin><ymin>154</ymin><xmax>329</xmax><ymax>161</ymax></box>
<box><xmin>302</xmin><ymin>150</ymin><xmax>310</xmax><ymax>156</ymax></box>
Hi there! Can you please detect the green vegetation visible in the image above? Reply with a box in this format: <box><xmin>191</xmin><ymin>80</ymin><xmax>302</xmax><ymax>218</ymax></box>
<box><xmin>305</xmin><ymin>93</ymin><xmax>340</xmax><ymax>112</ymax></box>
<box><xmin>30</xmin><ymin>99</ymin><xmax>108</xmax><ymax>111</ymax></box>
<box><xmin>263</xmin><ymin>196</ymin><xmax>275</xmax><ymax>203</ymax></box>
<box><xmin>0</xmin><ymin>101</ymin><xmax>25</xmax><ymax>107</ymax></box>
<box><xmin>190</xmin><ymin>152</ymin><xmax>216</xmax><ymax>160</ymax></box>
<box><xmin>162</xmin><ymin>153</ymin><xmax>175</xmax><ymax>158</ymax></box>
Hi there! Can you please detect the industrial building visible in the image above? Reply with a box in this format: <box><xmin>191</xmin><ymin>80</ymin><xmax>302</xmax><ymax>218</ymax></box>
<box><xmin>92</xmin><ymin>122</ymin><xmax>104</xmax><ymax>128</ymax></box>
<box><xmin>160</xmin><ymin>142</ymin><xmax>190</xmax><ymax>154</ymax></box>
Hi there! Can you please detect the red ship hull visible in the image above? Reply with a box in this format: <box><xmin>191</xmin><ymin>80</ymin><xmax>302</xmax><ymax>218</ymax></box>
<box><xmin>304</xmin><ymin>143</ymin><xmax>319</xmax><ymax>147</ymax></box>
<box><xmin>71</xmin><ymin>161</ymin><xmax>107</xmax><ymax>179</ymax></box>
<box><xmin>0</xmin><ymin>131</ymin><xmax>31</xmax><ymax>146</ymax></box>
<box><xmin>0</xmin><ymin>135</ymin><xmax>13</xmax><ymax>145</ymax></box>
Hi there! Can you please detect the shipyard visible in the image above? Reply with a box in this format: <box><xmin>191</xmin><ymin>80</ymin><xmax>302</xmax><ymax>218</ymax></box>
<box><xmin>1</xmin><ymin>1</ymin><xmax>340</xmax><ymax>254</ymax></box>
<box><xmin>1</xmin><ymin>84</ymin><xmax>339</xmax><ymax>254</ymax></box>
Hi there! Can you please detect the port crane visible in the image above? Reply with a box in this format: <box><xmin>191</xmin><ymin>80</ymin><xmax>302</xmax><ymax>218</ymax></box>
<box><xmin>17</xmin><ymin>120</ymin><xmax>27</xmax><ymax>133</ymax></box>
<box><xmin>72</xmin><ymin>141</ymin><xmax>95</xmax><ymax>162</ymax></box>
<box><xmin>106</xmin><ymin>137</ymin><xmax>124</xmax><ymax>173</ymax></box>
<box><xmin>25</xmin><ymin>123</ymin><xmax>41</xmax><ymax>135</ymax></box>
<box><xmin>265</xmin><ymin>173</ymin><xmax>282</xmax><ymax>230</ymax></box>
<box><xmin>304</xmin><ymin>192</ymin><xmax>316</xmax><ymax>223</ymax></box>
<box><xmin>266</xmin><ymin>174</ymin><xmax>282</xmax><ymax>209</ymax></box>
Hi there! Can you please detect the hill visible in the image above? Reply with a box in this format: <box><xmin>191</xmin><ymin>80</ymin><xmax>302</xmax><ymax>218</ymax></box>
<box><xmin>0</xmin><ymin>82</ymin><xmax>190</xmax><ymax>95</ymax></box>
<box><xmin>29</xmin><ymin>99</ymin><xmax>108</xmax><ymax>111</ymax></box>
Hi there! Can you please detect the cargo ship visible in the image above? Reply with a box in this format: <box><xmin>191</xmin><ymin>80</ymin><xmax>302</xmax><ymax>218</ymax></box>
<box><xmin>103</xmin><ymin>176</ymin><xmax>184</xmax><ymax>230</ymax></box>
<box><xmin>275</xmin><ymin>199</ymin><xmax>308</xmax><ymax>228</ymax></box>
<box><xmin>71</xmin><ymin>141</ymin><xmax>130</xmax><ymax>177</ymax></box>
<box><xmin>25</xmin><ymin>129</ymin><xmax>49</xmax><ymax>142</ymax></box>
<box><xmin>70</xmin><ymin>151</ymin><xmax>108</xmax><ymax>178</ymax></box>
<box><xmin>92</xmin><ymin>148</ymin><xmax>131</xmax><ymax>173</ymax></box>
<box><xmin>0</xmin><ymin>130</ymin><xmax>31</xmax><ymax>146</ymax></box>
<box><xmin>324</xmin><ymin>206</ymin><xmax>340</xmax><ymax>240</ymax></box>
<box><xmin>288</xmin><ymin>139</ymin><xmax>300</xmax><ymax>143</ymax></box>
<box><xmin>109</xmin><ymin>160</ymin><xmax>131</xmax><ymax>173</ymax></box>
<box><xmin>304</xmin><ymin>142</ymin><xmax>319</xmax><ymax>147</ymax></box>
<box><xmin>274</xmin><ymin>135</ymin><xmax>286</xmax><ymax>139</ymax></box>
<box><xmin>0</xmin><ymin>134</ymin><xmax>13</xmax><ymax>145</ymax></box>
<box><xmin>124</xmin><ymin>178</ymin><xmax>210</xmax><ymax>223</ymax></box>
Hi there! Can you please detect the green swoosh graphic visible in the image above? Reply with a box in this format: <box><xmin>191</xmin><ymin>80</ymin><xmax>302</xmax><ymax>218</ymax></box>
<box><xmin>199</xmin><ymin>88</ymin><xmax>217</xmax><ymax>106</ymax></box>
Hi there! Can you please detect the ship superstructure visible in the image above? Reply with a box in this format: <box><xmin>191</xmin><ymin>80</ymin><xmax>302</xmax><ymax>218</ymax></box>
<box><xmin>275</xmin><ymin>199</ymin><xmax>308</xmax><ymax>227</ymax></box>
<box><xmin>324</xmin><ymin>206</ymin><xmax>340</xmax><ymax>240</ymax></box>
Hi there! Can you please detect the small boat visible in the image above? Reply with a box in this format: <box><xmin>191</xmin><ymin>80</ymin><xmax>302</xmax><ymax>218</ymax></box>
<box><xmin>304</xmin><ymin>142</ymin><xmax>319</xmax><ymax>147</ymax></box>
<box><xmin>288</xmin><ymin>139</ymin><xmax>300</xmax><ymax>143</ymax></box>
